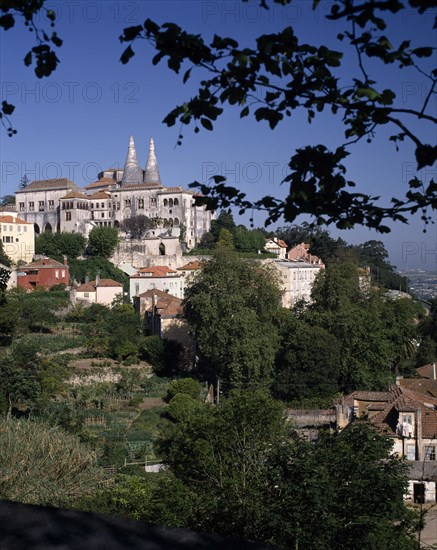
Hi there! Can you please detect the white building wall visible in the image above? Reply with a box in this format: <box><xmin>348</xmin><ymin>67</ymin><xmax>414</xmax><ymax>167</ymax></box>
<box><xmin>129</xmin><ymin>275</ymin><xmax>184</xmax><ymax>300</ymax></box>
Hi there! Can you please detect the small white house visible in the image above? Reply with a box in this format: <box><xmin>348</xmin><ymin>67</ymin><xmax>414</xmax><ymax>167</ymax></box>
<box><xmin>129</xmin><ymin>265</ymin><xmax>184</xmax><ymax>300</ymax></box>
<box><xmin>73</xmin><ymin>276</ymin><xmax>123</xmax><ymax>306</ymax></box>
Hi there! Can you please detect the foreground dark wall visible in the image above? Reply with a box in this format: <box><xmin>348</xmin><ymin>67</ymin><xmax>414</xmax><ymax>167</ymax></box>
<box><xmin>0</xmin><ymin>500</ymin><xmax>272</xmax><ymax>550</ymax></box>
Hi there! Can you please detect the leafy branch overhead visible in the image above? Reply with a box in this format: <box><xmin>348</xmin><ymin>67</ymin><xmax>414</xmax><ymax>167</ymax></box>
<box><xmin>120</xmin><ymin>0</ymin><xmax>437</xmax><ymax>232</ymax></box>
<box><xmin>0</xmin><ymin>1</ymin><xmax>63</xmax><ymax>136</ymax></box>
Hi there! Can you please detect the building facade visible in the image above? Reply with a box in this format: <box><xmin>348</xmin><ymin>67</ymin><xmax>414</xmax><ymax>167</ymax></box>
<box><xmin>15</xmin><ymin>137</ymin><xmax>214</xmax><ymax>249</ymax></box>
<box><xmin>129</xmin><ymin>265</ymin><xmax>184</xmax><ymax>299</ymax></box>
<box><xmin>17</xmin><ymin>257</ymin><xmax>69</xmax><ymax>289</ymax></box>
<box><xmin>0</xmin><ymin>210</ymin><xmax>34</xmax><ymax>265</ymax></box>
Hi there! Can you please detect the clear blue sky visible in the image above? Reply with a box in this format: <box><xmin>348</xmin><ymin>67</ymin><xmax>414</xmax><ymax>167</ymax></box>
<box><xmin>0</xmin><ymin>0</ymin><xmax>436</xmax><ymax>269</ymax></box>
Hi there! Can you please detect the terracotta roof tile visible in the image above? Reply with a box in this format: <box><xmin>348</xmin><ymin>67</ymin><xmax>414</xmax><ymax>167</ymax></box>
<box><xmin>60</xmin><ymin>190</ymin><xmax>89</xmax><ymax>200</ymax></box>
<box><xmin>84</xmin><ymin>178</ymin><xmax>116</xmax><ymax>190</ymax></box>
<box><xmin>22</xmin><ymin>258</ymin><xmax>66</xmax><ymax>269</ymax></box>
<box><xmin>76</xmin><ymin>278</ymin><xmax>123</xmax><ymax>292</ymax></box>
<box><xmin>0</xmin><ymin>215</ymin><xmax>32</xmax><ymax>224</ymax></box>
<box><xmin>133</xmin><ymin>266</ymin><xmax>178</xmax><ymax>277</ymax></box>
<box><xmin>177</xmin><ymin>261</ymin><xmax>203</xmax><ymax>271</ymax></box>
<box><xmin>90</xmin><ymin>191</ymin><xmax>111</xmax><ymax>200</ymax></box>
<box><xmin>16</xmin><ymin>178</ymin><xmax>78</xmax><ymax>192</ymax></box>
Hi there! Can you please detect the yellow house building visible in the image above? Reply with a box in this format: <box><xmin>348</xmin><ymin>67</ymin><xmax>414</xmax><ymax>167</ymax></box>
<box><xmin>0</xmin><ymin>210</ymin><xmax>34</xmax><ymax>265</ymax></box>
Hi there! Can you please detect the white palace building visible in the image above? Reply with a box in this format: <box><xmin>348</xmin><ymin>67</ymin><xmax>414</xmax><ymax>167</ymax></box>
<box><xmin>15</xmin><ymin>137</ymin><xmax>214</xmax><ymax>249</ymax></box>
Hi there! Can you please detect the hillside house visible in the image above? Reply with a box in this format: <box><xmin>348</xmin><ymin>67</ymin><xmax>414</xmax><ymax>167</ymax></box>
<box><xmin>265</xmin><ymin>238</ymin><xmax>288</xmax><ymax>259</ymax></box>
<box><xmin>72</xmin><ymin>276</ymin><xmax>123</xmax><ymax>306</ymax></box>
<box><xmin>132</xmin><ymin>288</ymin><xmax>191</xmax><ymax>346</ymax></box>
<box><xmin>0</xmin><ymin>210</ymin><xmax>34</xmax><ymax>265</ymax></box>
<box><xmin>336</xmin><ymin>385</ymin><xmax>437</xmax><ymax>502</ymax></box>
<box><xmin>17</xmin><ymin>257</ymin><xmax>69</xmax><ymax>290</ymax></box>
<box><xmin>129</xmin><ymin>265</ymin><xmax>184</xmax><ymax>300</ymax></box>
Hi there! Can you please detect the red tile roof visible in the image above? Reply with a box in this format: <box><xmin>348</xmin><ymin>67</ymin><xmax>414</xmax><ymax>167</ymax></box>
<box><xmin>60</xmin><ymin>191</ymin><xmax>89</xmax><ymax>200</ymax></box>
<box><xmin>84</xmin><ymin>178</ymin><xmax>115</xmax><ymax>190</ymax></box>
<box><xmin>16</xmin><ymin>178</ymin><xmax>78</xmax><ymax>192</ymax></box>
<box><xmin>21</xmin><ymin>258</ymin><xmax>67</xmax><ymax>269</ymax></box>
<box><xmin>76</xmin><ymin>278</ymin><xmax>123</xmax><ymax>292</ymax></box>
<box><xmin>347</xmin><ymin>386</ymin><xmax>437</xmax><ymax>439</ymax></box>
<box><xmin>137</xmin><ymin>289</ymin><xmax>182</xmax><ymax>317</ymax></box>
<box><xmin>134</xmin><ymin>266</ymin><xmax>178</xmax><ymax>277</ymax></box>
<box><xmin>177</xmin><ymin>261</ymin><xmax>203</xmax><ymax>271</ymax></box>
<box><xmin>0</xmin><ymin>215</ymin><xmax>32</xmax><ymax>224</ymax></box>
<box><xmin>90</xmin><ymin>191</ymin><xmax>111</xmax><ymax>200</ymax></box>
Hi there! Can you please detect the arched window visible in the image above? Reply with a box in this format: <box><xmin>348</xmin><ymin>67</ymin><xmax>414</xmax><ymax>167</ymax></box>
<box><xmin>44</xmin><ymin>223</ymin><xmax>52</xmax><ymax>233</ymax></box>
<box><xmin>34</xmin><ymin>223</ymin><xmax>40</xmax><ymax>234</ymax></box>
<box><xmin>169</xmin><ymin>199</ymin><xmax>173</xmax><ymax>208</ymax></box>
<box><xmin>163</xmin><ymin>199</ymin><xmax>168</xmax><ymax>206</ymax></box>
<box><xmin>159</xmin><ymin>243</ymin><xmax>166</xmax><ymax>256</ymax></box>
<box><xmin>174</xmin><ymin>198</ymin><xmax>179</xmax><ymax>206</ymax></box>
<box><xmin>174</xmin><ymin>218</ymin><xmax>179</xmax><ymax>226</ymax></box>
<box><xmin>169</xmin><ymin>218</ymin><xmax>173</xmax><ymax>226</ymax></box>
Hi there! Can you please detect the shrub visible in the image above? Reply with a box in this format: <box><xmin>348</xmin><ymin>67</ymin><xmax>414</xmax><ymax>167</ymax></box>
<box><xmin>167</xmin><ymin>378</ymin><xmax>202</xmax><ymax>401</ymax></box>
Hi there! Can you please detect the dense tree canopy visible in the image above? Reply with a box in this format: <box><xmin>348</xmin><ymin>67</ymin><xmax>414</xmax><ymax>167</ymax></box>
<box><xmin>87</xmin><ymin>227</ymin><xmax>119</xmax><ymax>258</ymax></box>
<box><xmin>35</xmin><ymin>232</ymin><xmax>86</xmax><ymax>260</ymax></box>
<box><xmin>183</xmin><ymin>250</ymin><xmax>281</xmax><ymax>389</ymax></box>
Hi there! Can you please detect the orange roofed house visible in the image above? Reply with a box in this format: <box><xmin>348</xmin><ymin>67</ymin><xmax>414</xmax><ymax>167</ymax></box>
<box><xmin>133</xmin><ymin>288</ymin><xmax>191</xmax><ymax>346</ymax></box>
<box><xmin>17</xmin><ymin>257</ymin><xmax>69</xmax><ymax>290</ymax></box>
<box><xmin>129</xmin><ymin>265</ymin><xmax>184</xmax><ymax>300</ymax></box>
<box><xmin>0</xmin><ymin>208</ymin><xmax>34</xmax><ymax>265</ymax></box>
<box><xmin>265</xmin><ymin>238</ymin><xmax>288</xmax><ymax>259</ymax></box>
<box><xmin>72</xmin><ymin>276</ymin><xmax>123</xmax><ymax>306</ymax></box>
<box><xmin>337</xmin><ymin>383</ymin><xmax>437</xmax><ymax>503</ymax></box>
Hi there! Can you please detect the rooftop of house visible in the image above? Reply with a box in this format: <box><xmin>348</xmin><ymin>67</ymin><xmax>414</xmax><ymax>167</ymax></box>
<box><xmin>84</xmin><ymin>178</ymin><xmax>116</xmax><ymax>190</ymax></box>
<box><xmin>20</xmin><ymin>258</ymin><xmax>67</xmax><ymax>270</ymax></box>
<box><xmin>343</xmin><ymin>385</ymin><xmax>437</xmax><ymax>439</ymax></box>
<box><xmin>137</xmin><ymin>288</ymin><xmax>183</xmax><ymax>317</ymax></box>
<box><xmin>60</xmin><ymin>190</ymin><xmax>89</xmax><ymax>200</ymax></box>
<box><xmin>0</xmin><ymin>205</ymin><xmax>17</xmax><ymax>213</ymax></box>
<box><xmin>16</xmin><ymin>178</ymin><xmax>78</xmax><ymax>193</ymax></box>
<box><xmin>266</xmin><ymin>238</ymin><xmax>288</xmax><ymax>249</ymax></box>
<box><xmin>89</xmin><ymin>191</ymin><xmax>111</xmax><ymax>200</ymax></box>
<box><xmin>177</xmin><ymin>261</ymin><xmax>203</xmax><ymax>271</ymax></box>
<box><xmin>76</xmin><ymin>279</ymin><xmax>123</xmax><ymax>292</ymax></box>
<box><xmin>0</xmin><ymin>215</ymin><xmax>32</xmax><ymax>225</ymax></box>
<box><xmin>133</xmin><ymin>266</ymin><xmax>178</xmax><ymax>277</ymax></box>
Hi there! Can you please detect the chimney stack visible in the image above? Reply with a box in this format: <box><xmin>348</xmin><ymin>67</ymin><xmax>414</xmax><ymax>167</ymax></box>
<box><xmin>63</xmin><ymin>255</ymin><xmax>68</xmax><ymax>266</ymax></box>
<box><xmin>432</xmin><ymin>363</ymin><xmax>436</xmax><ymax>380</ymax></box>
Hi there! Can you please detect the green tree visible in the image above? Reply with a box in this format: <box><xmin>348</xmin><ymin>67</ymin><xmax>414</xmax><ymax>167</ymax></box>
<box><xmin>159</xmin><ymin>392</ymin><xmax>417</xmax><ymax>548</ymax></box>
<box><xmin>183</xmin><ymin>250</ymin><xmax>281</xmax><ymax>389</ymax></box>
<box><xmin>88</xmin><ymin>227</ymin><xmax>119</xmax><ymax>258</ymax></box>
<box><xmin>273</xmin><ymin>310</ymin><xmax>341</xmax><ymax>402</ymax></box>
<box><xmin>210</xmin><ymin>210</ymin><xmax>236</xmax><ymax>241</ymax></box>
<box><xmin>120</xmin><ymin>0</ymin><xmax>436</xmax><ymax>232</ymax></box>
<box><xmin>19</xmin><ymin>174</ymin><xmax>29</xmax><ymax>190</ymax></box>
<box><xmin>0</xmin><ymin>418</ymin><xmax>105</xmax><ymax>507</ymax></box>
<box><xmin>216</xmin><ymin>228</ymin><xmax>234</xmax><ymax>250</ymax></box>
<box><xmin>120</xmin><ymin>215</ymin><xmax>153</xmax><ymax>239</ymax></box>
<box><xmin>234</xmin><ymin>226</ymin><xmax>266</xmax><ymax>253</ymax></box>
<box><xmin>0</xmin><ymin>195</ymin><xmax>15</xmax><ymax>206</ymax></box>
<box><xmin>263</xmin><ymin>422</ymin><xmax>417</xmax><ymax>549</ymax></box>
<box><xmin>68</xmin><ymin>257</ymin><xmax>128</xmax><ymax>289</ymax></box>
<box><xmin>167</xmin><ymin>378</ymin><xmax>202</xmax><ymax>401</ymax></box>
<box><xmin>35</xmin><ymin>232</ymin><xmax>86</xmax><ymax>259</ymax></box>
<box><xmin>0</xmin><ymin>240</ymin><xmax>12</xmax><ymax>267</ymax></box>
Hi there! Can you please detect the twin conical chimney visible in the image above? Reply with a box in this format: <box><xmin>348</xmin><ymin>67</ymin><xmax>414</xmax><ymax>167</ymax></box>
<box><xmin>143</xmin><ymin>138</ymin><xmax>161</xmax><ymax>186</ymax></box>
<box><xmin>121</xmin><ymin>136</ymin><xmax>143</xmax><ymax>186</ymax></box>
<box><xmin>121</xmin><ymin>136</ymin><xmax>162</xmax><ymax>187</ymax></box>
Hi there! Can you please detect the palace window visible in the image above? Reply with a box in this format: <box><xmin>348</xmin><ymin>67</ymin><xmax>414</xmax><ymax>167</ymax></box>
<box><xmin>138</xmin><ymin>198</ymin><xmax>144</xmax><ymax>209</ymax></box>
<box><xmin>38</xmin><ymin>201</ymin><xmax>44</xmax><ymax>211</ymax></box>
<box><xmin>19</xmin><ymin>202</ymin><xmax>25</xmax><ymax>211</ymax></box>
<box><xmin>425</xmin><ymin>446</ymin><xmax>436</xmax><ymax>461</ymax></box>
<box><xmin>174</xmin><ymin>198</ymin><xmax>179</xmax><ymax>206</ymax></box>
<box><xmin>29</xmin><ymin>202</ymin><xmax>34</xmax><ymax>211</ymax></box>
<box><xmin>48</xmin><ymin>200</ymin><xmax>54</xmax><ymax>210</ymax></box>
<box><xmin>125</xmin><ymin>199</ymin><xmax>131</xmax><ymax>207</ymax></box>
<box><xmin>66</xmin><ymin>212</ymin><xmax>71</xmax><ymax>221</ymax></box>
<box><xmin>150</xmin><ymin>197</ymin><xmax>157</xmax><ymax>207</ymax></box>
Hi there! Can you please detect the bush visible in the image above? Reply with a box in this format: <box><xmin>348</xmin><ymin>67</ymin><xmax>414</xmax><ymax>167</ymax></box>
<box><xmin>167</xmin><ymin>378</ymin><xmax>202</xmax><ymax>401</ymax></box>
<box><xmin>167</xmin><ymin>393</ymin><xmax>198</xmax><ymax>422</ymax></box>
<box><xmin>0</xmin><ymin>418</ymin><xmax>105</xmax><ymax>507</ymax></box>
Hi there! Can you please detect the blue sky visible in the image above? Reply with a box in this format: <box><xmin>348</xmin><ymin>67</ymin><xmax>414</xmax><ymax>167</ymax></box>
<box><xmin>0</xmin><ymin>0</ymin><xmax>436</xmax><ymax>269</ymax></box>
